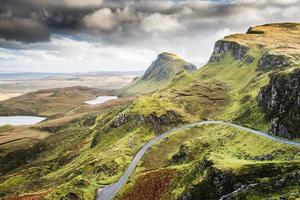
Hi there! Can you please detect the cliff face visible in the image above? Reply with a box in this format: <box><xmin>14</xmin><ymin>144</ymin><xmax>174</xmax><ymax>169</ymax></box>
<box><xmin>206</xmin><ymin>23</ymin><xmax>300</xmax><ymax>138</ymax></box>
<box><xmin>208</xmin><ymin>40</ymin><xmax>252</xmax><ymax>63</ymax></box>
<box><xmin>258</xmin><ymin>53</ymin><xmax>290</xmax><ymax>69</ymax></box>
<box><xmin>258</xmin><ymin>69</ymin><xmax>300</xmax><ymax>139</ymax></box>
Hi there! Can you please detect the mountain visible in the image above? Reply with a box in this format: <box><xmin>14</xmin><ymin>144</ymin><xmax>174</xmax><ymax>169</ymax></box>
<box><xmin>1</xmin><ymin>23</ymin><xmax>300</xmax><ymax>200</ymax></box>
<box><xmin>120</xmin><ymin>52</ymin><xmax>197</xmax><ymax>96</ymax></box>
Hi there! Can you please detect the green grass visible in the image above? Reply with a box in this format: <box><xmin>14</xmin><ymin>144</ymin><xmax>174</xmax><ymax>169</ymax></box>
<box><xmin>117</xmin><ymin>124</ymin><xmax>300</xmax><ymax>200</ymax></box>
<box><xmin>0</xmin><ymin>104</ymin><xmax>157</xmax><ymax>199</ymax></box>
<box><xmin>2</xmin><ymin>23</ymin><xmax>300</xmax><ymax>200</ymax></box>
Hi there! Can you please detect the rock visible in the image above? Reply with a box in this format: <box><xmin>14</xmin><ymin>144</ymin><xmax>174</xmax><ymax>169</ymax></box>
<box><xmin>181</xmin><ymin>193</ymin><xmax>192</xmax><ymax>200</ymax></box>
<box><xmin>208</xmin><ymin>40</ymin><xmax>251</xmax><ymax>63</ymax></box>
<box><xmin>142</xmin><ymin>110</ymin><xmax>183</xmax><ymax>133</ymax></box>
<box><xmin>258</xmin><ymin>69</ymin><xmax>300</xmax><ymax>138</ymax></box>
<box><xmin>253</xmin><ymin>154</ymin><xmax>275</xmax><ymax>161</ymax></box>
<box><xmin>258</xmin><ymin>53</ymin><xmax>290</xmax><ymax>69</ymax></box>
<box><xmin>62</xmin><ymin>192</ymin><xmax>80</xmax><ymax>200</ymax></box>
<box><xmin>246</xmin><ymin>27</ymin><xmax>265</xmax><ymax>34</ymax></box>
<box><xmin>275</xmin><ymin>178</ymin><xmax>286</xmax><ymax>188</ymax></box>
<box><xmin>111</xmin><ymin>110</ymin><xmax>182</xmax><ymax>133</ymax></box>
<box><xmin>171</xmin><ymin>143</ymin><xmax>189</xmax><ymax>163</ymax></box>
<box><xmin>111</xmin><ymin>113</ymin><xmax>132</xmax><ymax>128</ymax></box>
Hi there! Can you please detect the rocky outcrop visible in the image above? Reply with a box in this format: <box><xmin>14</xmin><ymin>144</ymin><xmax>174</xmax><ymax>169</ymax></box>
<box><xmin>258</xmin><ymin>69</ymin><xmax>300</xmax><ymax>138</ymax></box>
<box><xmin>142</xmin><ymin>52</ymin><xmax>197</xmax><ymax>81</ymax></box>
<box><xmin>246</xmin><ymin>27</ymin><xmax>265</xmax><ymax>34</ymax></box>
<box><xmin>209</xmin><ymin>40</ymin><xmax>252</xmax><ymax>63</ymax></box>
<box><xmin>111</xmin><ymin>112</ymin><xmax>139</xmax><ymax>128</ymax></box>
<box><xmin>258</xmin><ymin>53</ymin><xmax>290</xmax><ymax>69</ymax></box>
<box><xmin>110</xmin><ymin>110</ymin><xmax>183</xmax><ymax>133</ymax></box>
<box><xmin>142</xmin><ymin>110</ymin><xmax>183</xmax><ymax>133</ymax></box>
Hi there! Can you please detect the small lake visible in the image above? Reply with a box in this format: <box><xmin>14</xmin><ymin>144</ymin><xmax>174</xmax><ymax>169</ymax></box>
<box><xmin>0</xmin><ymin>116</ymin><xmax>46</xmax><ymax>126</ymax></box>
<box><xmin>84</xmin><ymin>96</ymin><xmax>118</xmax><ymax>105</ymax></box>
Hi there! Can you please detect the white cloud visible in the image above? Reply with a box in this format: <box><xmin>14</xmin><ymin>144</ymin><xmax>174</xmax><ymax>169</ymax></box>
<box><xmin>82</xmin><ymin>8</ymin><xmax>117</xmax><ymax>31</ymax></box>
<box><xmin>140</xmin><ymin>13</ymin><xmax>184</xmax><ymax>33</ymax></box>
<box><xmin>82</xmin><ymin>7</ymin><xmax>136</xmax><ymax>31</ymax></box>
<box><xmin>0</xmin><ymin>35</ymin><xmax>158</xmax><ymax>72</ymax></box>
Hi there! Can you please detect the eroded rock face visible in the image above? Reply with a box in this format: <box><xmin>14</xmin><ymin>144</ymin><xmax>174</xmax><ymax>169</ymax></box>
<box><xmin>258</xmin><ymin>69</ymin><xmax>300</xmax><ymax>138</ymax></box>
<box><xmin>209</xmin><ymin>40</ymin><xmax>251</xmax><ymax>63</ymax></box>
<box><xmin>258</xmin><ymin>53</ymin><xmax>290</xmax><ymax>69</ymax></box>
<box><xmin>110</xmin><ymin>110</ymin><xmax>183</xmax><ymax>133</ymax></box>
<box><xmin>142</xmin><ymin>110</ymin><xmax>183</xmax><ymax>133</ymax></box>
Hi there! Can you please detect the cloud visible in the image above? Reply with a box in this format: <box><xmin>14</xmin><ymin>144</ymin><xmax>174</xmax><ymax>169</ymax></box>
<box><xmin>24</xmin><ymin>0</ymin><xmax>103</xmax><ymax>9</ymax></box>
<box><xmin>0</xmin><ymin>18</ymin><xmax>50</xmax><ymax>43</ymax></box>
<box><xmin>0</xmin><ymin>35</ymin><xmax>158</xmax><ymax>72</ymax></box>
<box><xmin>82</xmin><ymin>8</ymin><xmax>117</xmax><ymax>31</ymax></box>
<box><xmin>140</xmin><ymin>13</ymin><xmax>183</xmax><ymax>33</ymax></box>
<box><xmin>1</xmin><ymin>0</ymin><xmax>300</xmax><ymax>72</ymax></box>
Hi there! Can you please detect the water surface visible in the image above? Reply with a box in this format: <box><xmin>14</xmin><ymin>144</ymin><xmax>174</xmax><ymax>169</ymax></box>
<box><xmin>84</xmin><ymin>96</ymin><xmax>117</xmax><ymax>105</ymax></box>
<box><xmin>0</xmin><ymin>116</ymin><xmax>46</xmax><ymax>126</ymax></box>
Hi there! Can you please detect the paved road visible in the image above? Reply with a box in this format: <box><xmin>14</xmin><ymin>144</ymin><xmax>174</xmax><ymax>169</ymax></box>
<box><xmin>96</xmin><ymin>121</ymin><xmax>300</xmax><ymax>200</ymax></box>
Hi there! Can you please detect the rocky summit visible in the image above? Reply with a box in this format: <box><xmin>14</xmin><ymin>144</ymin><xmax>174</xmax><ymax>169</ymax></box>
<box><xmin>142</xmin><ymin>52</ymin><xmax>197</xmax><ymax>81</ymax></box>
<box><xmin>120</xmin><ymin>52</ymin><xmax>196</xmax><ymax>96</ymax></box>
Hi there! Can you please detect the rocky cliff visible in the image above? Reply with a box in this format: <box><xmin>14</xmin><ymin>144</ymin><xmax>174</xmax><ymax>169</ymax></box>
<box><xmin>208</xmin><ymin>40</ymin><xmax>252</xmax><ymax>63</ymax></box>
<box><xmin>258</xmin><ymin>69</ymin><xmax>300</xmax><ymax>139</ymax></box>
<box><xmin>207</xmin><ymin>23</ymin><xmax>300</xmax><ymax>138</ymax></box>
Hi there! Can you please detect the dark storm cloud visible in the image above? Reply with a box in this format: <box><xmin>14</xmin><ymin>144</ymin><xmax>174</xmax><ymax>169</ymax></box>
<box><xmin>1</xmin><ymin>0</ymin><xmax>300</xmax><ymax>73</ymax></box>
<box><xmin>0</xmin><ymin>18</ymin><xmax>50</xmax><ymax>43</ymax></box>
<box><xmin>0</xmin><ymin>0</ymin><xmax>300</xmax><ymax>43</ymax></box>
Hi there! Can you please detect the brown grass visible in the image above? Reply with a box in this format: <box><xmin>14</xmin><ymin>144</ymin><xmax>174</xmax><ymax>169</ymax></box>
<box><xmin>4</xmin><ymin>192</ymin><xmax>47</xmax><ymax>200</ymax></box>
<box><xmin>0</xmin><ymin>127</ymin><xmax>49</xmax><ymax>157</ymax></box>
<box><xmin>118</xmin><ymin>169</ymin><xmax>176</xmax><ymax>200</ymax></box>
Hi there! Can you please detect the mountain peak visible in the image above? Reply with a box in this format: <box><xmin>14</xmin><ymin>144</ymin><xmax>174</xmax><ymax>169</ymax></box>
<box><xmin>157</xmin><ymin>52</ymin><xmax>181</xmax><ymax>60</ymax></box>
<box><xmin>142</xmin><ymin>52</ymin><xmax>196</xmax><ymax>81</ymax></box>
<box><xmin>120</xmin><ymin>52</ymin><xmax>196</xmax><ymax>96</ymax></box>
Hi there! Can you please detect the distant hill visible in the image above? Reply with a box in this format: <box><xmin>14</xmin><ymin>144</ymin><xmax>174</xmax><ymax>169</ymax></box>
<box><xmin>0</xmin><ymin>86</ymin><xmax>114</xmax><ymax>116</ymax></box>
<box><xmin>120</xmin><ymin>52</ymin><xmax>196</xmax><ymax>96</ymax></box>
<box><xmin>0</xmin><ymin>71</ymin><xmax>143</xmax><ymax>80</ymax></box>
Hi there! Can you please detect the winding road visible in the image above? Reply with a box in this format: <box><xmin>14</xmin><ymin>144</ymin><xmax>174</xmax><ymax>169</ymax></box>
<box><xmin>96</xmin><ymin>120</ymin><xmax>300</xmax><ymax>200</ymax></box>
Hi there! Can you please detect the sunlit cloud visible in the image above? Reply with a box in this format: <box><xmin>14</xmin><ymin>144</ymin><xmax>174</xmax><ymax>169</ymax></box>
<box><xmin>0</xmin><ymin>0</ymin><xmax>300</xmax><ymax>72</ymax></box>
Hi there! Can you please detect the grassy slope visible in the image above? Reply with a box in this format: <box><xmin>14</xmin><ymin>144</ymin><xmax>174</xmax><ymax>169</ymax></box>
<box><xmin>117</xmin><ymin>124</ymin><xmax>300</xmax><ymax>200</ymax></box>
<box><xmin>1</xmin><ymin>23</ymin><xmax>300</xmax><ymax>200</ymax></box>
<box><xmin>114</xmin><ymin>23</ymin><xmax>300</xmax><ymax>199</ymax></box>
<box><xmin>0</xmin><ymin>100</ymin><xmax>145</xmax><ymax>199</ymax></box>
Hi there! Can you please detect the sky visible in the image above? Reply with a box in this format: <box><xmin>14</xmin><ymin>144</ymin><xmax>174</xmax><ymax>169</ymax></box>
<box><xmin>0</xmin><ymin>0</ymin><xmax>299</xmax><ymax>73</ymax></box>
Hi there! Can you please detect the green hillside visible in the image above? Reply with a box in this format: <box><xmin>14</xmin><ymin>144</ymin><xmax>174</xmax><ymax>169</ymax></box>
<box><xmin>120</xmin><ymin>52</ymin><xmax>197</xmax><ymax>96</ymax></box>
<box><xmin>1</xmin><ymin>23</ymin><xmax>300</xmax><ymax>200</ymax></box>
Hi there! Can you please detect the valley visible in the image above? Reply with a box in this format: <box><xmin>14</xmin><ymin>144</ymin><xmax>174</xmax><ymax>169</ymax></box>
<box><xmin>0</xmin><ymin>23</ymin><xmax>300</xmax><ymax>200</ymax></box>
